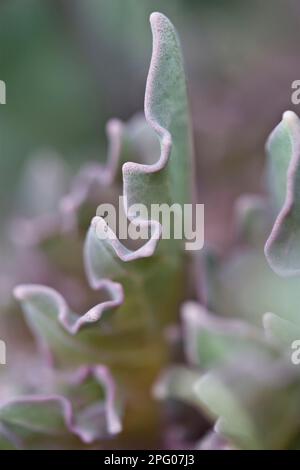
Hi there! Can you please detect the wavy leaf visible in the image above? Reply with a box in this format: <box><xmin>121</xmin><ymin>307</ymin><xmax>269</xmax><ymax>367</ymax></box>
<box><xmin>85</xmin><ymin>11</ymin><xmax>192</xmax><ymax>277</ymax></box>
<box><xmin>265</xmin><ymin>111</ymin><xmax>300</xmax><ymax>276</ymax></box>
<box><xmin>84</xmin><ymin>12</ymin><xmax>192</xmax><ymax>331</ymax></box>
<box><xmin>14</xmin><ymin>283</ymin><xmax>123</xmax><ymax>335</ymax></box>
<box><xmin>13</xmin><ymin>13</ymin><xmax>192</xmax><ymax>372</ymax></box>
<box><xmin>12</xmin><ymin>12</ymin><xmax>193</xmax><ymax>447</ymax></box>
<box><xmin>12</xmin><ymin>283</ymin><xmax>136</xmax><ymax>366</ymax></box>
<box><xmin>0</xmin><ymin>365</ymin><xmax>121</xmax><ymax>449</ymax></box>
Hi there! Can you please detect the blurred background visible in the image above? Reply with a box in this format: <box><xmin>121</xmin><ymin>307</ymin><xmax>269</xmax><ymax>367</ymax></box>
<box><xmin>0</xmin><ymin>0</ymin><xmax>300</xmax><ymax>247</ymax></box>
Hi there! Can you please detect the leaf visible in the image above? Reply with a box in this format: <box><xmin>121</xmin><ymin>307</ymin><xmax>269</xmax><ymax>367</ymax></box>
<box><xmin>13</xmin><ymin>280</ymin><xmax>170</xmax><ymax>368</ymax></box>
<box><xmin>14</xmin><ymin>283</ymin><xmax>123</xmax><ymax>335</ymax></box>
<box><xmin>123</xmin><ymin>12</ymin><xmax>192</xmax><ymax>212</ymax></box>
<box><xmin>13</xmin><ymin>13</ymin><xmax>193</xmax><ymax>447</ymax></box>
<box><xmin>194</xmin><ymin>359</ymin><xmax>300</xmax><ymax>450</ymax></box>
<box><xmin>182</xmin><ymin>301</ymin><xmax>273</xmax><ymax>369</ymax></box>
<box><xmin>0</xmin><ymin>365</ymin><xmax>121</xmax><ymax>449</ymax></box>
<box><xmin>263</xmin><ymin>312</ymin><xmax>300</xmax><ymax>350</ymax></box>
<box><xmin>265</xmin><ymin>111</ymin><xmax>300</xmax><ymax>276</ymax></box>
<box><xmin>14</xmin><ymin>13</ymin><xmax>192</xmax><ymax>367</ymax></box>
<box><xmin>85</xmin><ymin>11</ymin><xmax>192</xmax><ymax>283</ymax></box>
<box><xmin>13</xmin><ymin>283</ymin><xmax>131</xmax><ymax>366</ymax></box>
<box><xmin>201</xmin><ymin>192</ymin><xmax>295</xmax><ymax>327</ymax></box>
<box><xmin>195</xmin><ymin>371</ymin><xmax>254</xmax><ymax>448</ymax></box>
<box><xmin>84</xmin><ymin>12</ymin><xmax>192</xmax><ymax>328</ymax></box>
<box><xmin>155</xmin><ymin>318</ymin><xmax>300</xmax><ymax>449</ymax></box>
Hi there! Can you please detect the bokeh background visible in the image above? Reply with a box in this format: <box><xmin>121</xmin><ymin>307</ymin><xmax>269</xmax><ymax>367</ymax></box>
<box><xmin>1</xmin><ymin>0</ymin><xmax>300</xmax><ymax>251</ymax></box>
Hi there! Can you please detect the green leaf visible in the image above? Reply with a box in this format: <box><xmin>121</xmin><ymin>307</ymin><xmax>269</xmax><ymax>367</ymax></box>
<box><xmin>123</xmin><ymin>12</ymin><xmax>192</xmax><ymax>211</ymax></box>
<box><xmin>265</xmin><ymin>111</ymin><xmax>300</xmax><ymax>276</ymax></box>
<box><xmin>13</xmin><ymin>283</ymin><xmax>149</xmax><ymax>366</ymax></box>
<box><xmin>0</xmin><ymin>366</ymin><xmax>121</xmax><ymax>449</ymax></box>
<box><xmin>194</xmin><ymin>360</ymin><xmax>300</xmax><ymax>450</ymax></box>
<box><xmin>195</xmin><ymin>371</ymin><xmax>255</xmax><ymax>448</ymax></box>
<box><xmin>13</xmin><ymin>13</ymin><xmax>193</xmax><ymax>447</ymax></box>
<box><xmin>182</xmin><ymin>302</ymin><xmax>273</xmax><ymax>369</ymax></box>
<box><xmin>84</xmin><ymin>12</ymin><xmax>192</xmax><ymax>332</ymax></box>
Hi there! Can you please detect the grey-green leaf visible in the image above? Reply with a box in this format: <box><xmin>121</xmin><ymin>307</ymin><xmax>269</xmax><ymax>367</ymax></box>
<box><xmin>265</xmin><ymin>111</ymin><xmax>300</xmax><ymax>276</ymax></box>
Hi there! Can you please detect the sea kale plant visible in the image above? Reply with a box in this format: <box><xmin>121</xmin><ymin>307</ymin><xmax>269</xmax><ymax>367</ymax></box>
<box><xmin>1</xmin><ymin>11</ymin><xmax>300</xmax><ymax>450</ymax></box>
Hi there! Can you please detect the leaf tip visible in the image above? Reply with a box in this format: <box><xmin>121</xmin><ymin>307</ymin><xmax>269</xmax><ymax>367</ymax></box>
<box><xmin>13</xmin><ymin>285</ymin><xmax>24</xmax><ymax>301</ymax></box>
<box><xmin>282</xmin><ymin>110</ymin><xmax>298</xmax><ymax>126</ymax></box>
<box><xmin>149</xmin><ymin>11</ymin><xmax>169</xmax><ymax>26</ymax></box>
<box><xmin>13</xmin><ymin>284</ymin><xmax>34</xmax><ymax>302</ymax></box>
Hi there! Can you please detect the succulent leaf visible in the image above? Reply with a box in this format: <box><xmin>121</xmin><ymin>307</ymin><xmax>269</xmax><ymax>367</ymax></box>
<box><xmin>182</xmin><ymin>301</ymin><xmax>274</xmax><ymax>369</ymax></box>
<box><xmin>194</xmin><ymin>360</ymin><xmax>300</xmax><ymax>450</ymax></box>
<box><xmin>0</xmin><ymin>365</ymin><xmax>121</xmax><ymax>449</ymax></box>
<box><xmin>265</xmin><ymin>111</ymin><xmax>300</xmax><ymax>276</ymax></box>
<box><xmin>85</xmin><ymin>12</ymin><xmax>192</xmax><ymax>281</ymax></box>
